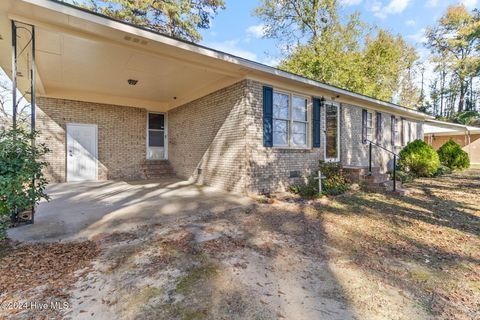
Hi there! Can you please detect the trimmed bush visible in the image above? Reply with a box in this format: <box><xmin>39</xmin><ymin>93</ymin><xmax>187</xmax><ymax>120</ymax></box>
<box><xmin>289</xmin><ymin>175</ymin><xmax>318</xmax><ymax>198</ymax></box>
<box><xmin>289</xmin><ymin>161</ymin><xmax>350</xmax><ymax>197</ymax></box>
<box><xmin>434</xmin><ymin>165</ymin><xmax>453</xmax><ymax>177</ymax></box>
<box><xmin>394</xmin><ymin>170</ymin><xmax>415</xmax><ymax>183</ymax></box>
<box><xmin>318</xmin><ymin>161</ymin><xmax>350</xmax><ymax>195</ymax></box>
<box><xmin>397</xmin><ymin>139</ymin><xmax>440</xmax><ymax>177</ymax></box>
<box><xmin>437</xmin><ymin>139</ymin><xmax>470</xmax><ymax>170</ymax></box>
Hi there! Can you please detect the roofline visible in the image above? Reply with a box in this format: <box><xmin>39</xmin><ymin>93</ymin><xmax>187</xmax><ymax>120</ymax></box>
<box><xmin>22</xmin><ymin>0</ymin><xmax>432</xmax><ymax>119</ymax></box>
<box><xmin>425</xmin><ymin>130</ymin><xmax>480</xmax><ymax>136</ymax></box>
<box><xmin>426</xmin><ymin>119</ymin><xmax>480</xmax><ymax>130</ymax></box>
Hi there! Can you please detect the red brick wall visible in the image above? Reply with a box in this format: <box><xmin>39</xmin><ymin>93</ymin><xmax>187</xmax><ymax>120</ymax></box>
<box><xmin>37</xmin><ymin>97</ymin><xmax>147</xmax><ymax>182</ymax></box>
<box><xmin>425</xmin><ymin>134</ymin><xmax>480</xmax><ymax>164</ymax></box>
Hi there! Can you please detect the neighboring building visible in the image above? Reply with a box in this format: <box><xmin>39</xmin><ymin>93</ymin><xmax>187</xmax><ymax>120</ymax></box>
<box><xmin>425</xmin><ymin>120</ymin><xmax>480</xmax><ymax>165</ymax></box>
<box><xmin>0</xmin><ymin>0</ymin><xmax>431</xmax><ymax>194</ymax></box>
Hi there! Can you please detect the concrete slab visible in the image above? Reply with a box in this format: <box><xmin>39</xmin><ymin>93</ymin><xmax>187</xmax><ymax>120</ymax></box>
<box><xmin>7</xmin><ymin>178</ymin><xmax>253</xmax><ymax>242</ymax></box>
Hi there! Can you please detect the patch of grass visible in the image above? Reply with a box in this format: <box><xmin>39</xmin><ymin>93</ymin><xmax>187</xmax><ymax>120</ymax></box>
<box><xmin>255</xmin><ymin>195</ymin><xmax>271</xmax><ymax>204</ymax></box>
<box><xmin>175</xmin><ymin>264</ymin><xmax>218</xmax><ymax>295</ymax></box>
<box><xmin>409</xmin><ymin>270</ymin><xmax>431</xmax><ymax>282</ymax></box>
<box><xmin>127</xmin><ymin>286</ymin><xmax>164</xmax><ymax>312</ymax></box>
<box><xmin>162</xmin><ymin>304</ymin><xmax>206</xmax><ymax>320</ymax></box>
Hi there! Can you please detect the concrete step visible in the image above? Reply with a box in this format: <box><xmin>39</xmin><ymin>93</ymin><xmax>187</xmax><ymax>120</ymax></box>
<box><xmin>382</xmin><ymin>180</ymin><xmax>403</xmax><ymax>191</ymax></box>
<box><xmin>362</xmin><ymin>180</ymin><xmax>404</xmax><ymax>193</ymax></box>
<box><xmin>144</xmin><ymin>160</ymin><xmax>170</xmax><ymax>164</ymax></box>
<box><xmin>145</xmin><ymin>169</ymin><xmax>173</xmax><ymax>174</ymax></box>
<box><xmin>364</xmin><ymin>173</ymin><xmax>390</xmax><ymax>184</ymax></box>
<box><xmin>392</xmin><ymin>188</ymin><xmax>410</xmax><ymax>196</ymax></box>
<box><xmin>145</xmin><ymin>173</ymin><xmax>176</xmax><ymax>179</ymax></box>
<box><xmin>142</xmin><ymin>160</ymin><xmax>175</xmax><ymax>179</ymax></box>
<box><xmin>343</xmin><ymin>165</ymin><xmax>381</xmax><ymax>174</ymax></box>
<box><xmin>343</xmin><ymin>166</ymin><xmax>381</xmax><ymax>183</ymax></box>
<box><xmin>142</xmin><ymin>162</ymin><xmax>172</xmax><ymax>167</ymax></box>
<box><xmin>142</xmin><ymin>165</ymin><xmax>173</xmax><ymax>170</ymax></box>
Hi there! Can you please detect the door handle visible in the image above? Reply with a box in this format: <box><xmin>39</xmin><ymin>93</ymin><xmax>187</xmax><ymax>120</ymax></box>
<box><xmin>68</xmin><ymin>150</ymin><xmax>73</xmax><ymax>157</ymax></box>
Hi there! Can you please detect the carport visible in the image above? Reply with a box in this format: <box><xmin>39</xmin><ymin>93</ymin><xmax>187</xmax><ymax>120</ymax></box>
<box><xmin>7</xmin><ymin>177</ymin><xmax>252</xmax><ymax>242</ymax></box>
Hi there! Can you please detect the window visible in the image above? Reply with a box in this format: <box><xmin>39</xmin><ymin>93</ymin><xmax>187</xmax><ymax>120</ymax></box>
<box><xmin>376</xmin><ymin>112</ymin><xmax>382</xmax><ymax>142</ymax></box>
<box><xmin>366</xmin><ymin>111</ymin><xmax>374</xmax><ymax>141</ymax></box>
<box><xmin>393</xmin><ymin>117</ymin><xmax>401</xmax><ymax>146</ymax></box>
<box><xmin>391</xmin><ymin>116</ymin><xmax>396</xmax><ymax>146</ymax></box>
<box><xmin>272</xmin><ymin>91</ymin><xmax>309</xmax><ymax>147</ymax></box>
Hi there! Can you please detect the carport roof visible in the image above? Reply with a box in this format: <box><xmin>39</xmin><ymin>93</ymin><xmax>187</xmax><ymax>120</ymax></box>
<box><xmin>425</xmin><ymin>119</ymin><xmax>480</xmax><ymax>135</ymax></box>
<box><xmin>0</xmin><ymin>0</ymin><xmax>432</xmax><ymax>118</ymax></box>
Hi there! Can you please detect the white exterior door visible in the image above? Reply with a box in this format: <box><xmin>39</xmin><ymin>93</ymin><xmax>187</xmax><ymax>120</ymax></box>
<box><xmin>67</xmin><ymin>123</ymin><xmax>98</xmax><ymax>182</ymax></box>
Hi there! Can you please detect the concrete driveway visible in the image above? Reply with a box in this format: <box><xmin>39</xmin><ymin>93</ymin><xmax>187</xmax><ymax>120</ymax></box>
<box><xmin>7</xmin><ymin>177</ymin><xmax>252</xmax><ymax>242</ymax></box>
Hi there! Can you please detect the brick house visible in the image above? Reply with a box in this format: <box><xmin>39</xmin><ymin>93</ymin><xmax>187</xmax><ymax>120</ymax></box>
<box><xmin>1</xmin><ymin>0</ymin><xmax>432</xmax><ymax>194</ymax></box>
<box><xmin>425</xmin><ymin>120</ymin><xmax>480</xmax><ymax>165</ymax></box>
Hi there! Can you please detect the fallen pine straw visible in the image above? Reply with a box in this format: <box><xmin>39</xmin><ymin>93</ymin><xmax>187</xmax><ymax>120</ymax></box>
<box><xmin>0</xmin><ymin>240</ymin><xmax>99</xmax><ymax>319</ymax></box>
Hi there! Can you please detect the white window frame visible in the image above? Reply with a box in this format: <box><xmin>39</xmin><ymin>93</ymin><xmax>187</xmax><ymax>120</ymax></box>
<box><xmin>366</xmin><ymin>111</ymin><xmax>374</xmax><ymax>142</ymax></box>
<box><xmin>272</xmin><ymin>89</ymin><xmax>311</xmax><ymax>149</ymax></box>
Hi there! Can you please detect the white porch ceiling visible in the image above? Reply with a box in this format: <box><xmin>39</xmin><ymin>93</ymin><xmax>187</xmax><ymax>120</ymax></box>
<box><xmin>0</xmin><ymin>0</ymin><xmax>243</xmax><ymax>111</ymax></box>
<box><xmin>35</xmin><ymin>29</ymin><xmax>233</xmax><ymax>110</ymax></box>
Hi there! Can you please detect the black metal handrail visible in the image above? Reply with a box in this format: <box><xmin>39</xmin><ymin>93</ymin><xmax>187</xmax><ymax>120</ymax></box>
<box><xmin>365</xmin><ymin>139</ymin><xmax>399</xmax><ymax>192</ymax></box>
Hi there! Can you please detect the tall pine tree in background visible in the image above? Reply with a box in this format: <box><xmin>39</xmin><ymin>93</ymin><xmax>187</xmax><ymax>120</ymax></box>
<box><xmin>426</xmin><ymin>5</ymin><xmax>480</xmax><ymax>116</ymax></box>
<box><xmin>79</xmin><ymin>0</ymin><xmax>225</xmax><ymax>42</ymax></box>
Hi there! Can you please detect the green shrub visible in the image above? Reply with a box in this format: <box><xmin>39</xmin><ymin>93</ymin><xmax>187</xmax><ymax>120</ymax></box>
<box><xmin>397</xmin><ymin>139</ymin><xmax>440</xmax><ymax>177</ymax></box>
<box><xmin>288</xmin><ymin>180</ymin><xmax>318</xmax><ymax>198</ymax></box>
<box><xmin>433</xmin><ymin>165</ymin><xmax>453</xmax><ymax>177</ymax></box>
<box><xmin>319</xmin><ymin>161</ymin><xmax>350</xmax><ymax>195</ymax></box>
<box><xmin>394</xmin><ymin>170</ymin><xmax>415</xmax><ymax>183</ymax></box>
<box><xmin>0</xmin><ymin>128</ymin><xmax>50</xmax><ymax>238</ymax></box>
<box><xmin>437</xmin><ymin>139</ymin><xmax>470</xmax><ymax>170</ymax></box>
<box><xmin>289</xmin><ymin>161</ymin><xmax>350</xmax><ymax>197</ymax></box>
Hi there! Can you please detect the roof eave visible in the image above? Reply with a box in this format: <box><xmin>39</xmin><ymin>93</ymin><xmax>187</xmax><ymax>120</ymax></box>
<box><xmin>21</xmin><ymin>0</ymin><xmax>433</xmax><ymax>120</ymax></box>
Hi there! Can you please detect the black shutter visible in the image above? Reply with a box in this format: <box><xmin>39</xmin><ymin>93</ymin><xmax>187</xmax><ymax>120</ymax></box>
<box><xmin>376</xmin><ymin>112</ymin><xmax>382</xmax><ymax>142</ymax></box>
<box><xmin>263</xmin><ymin>86</ymin><xmax>273</xmax><ymax>147</ymax></box>
<box><xmin>312</xmin><ymin>97</ymin><xmax>321</xmax><ymax>148</ymax></box>
<box><xmin>362</xmin><ymin>109</ymin><xmax>368</xmax><ymax>143</ymax></box>
<box><xmin>391</xmin><ymin>115</ymin><xmax>396</xmax><ymax>146</ymax></box>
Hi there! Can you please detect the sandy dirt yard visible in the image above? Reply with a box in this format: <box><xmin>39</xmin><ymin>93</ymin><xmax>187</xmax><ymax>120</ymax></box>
<box><xmin>1</xmin><ymin>169</ymin><xmax>479</xmax><ymax>320</ymax></box>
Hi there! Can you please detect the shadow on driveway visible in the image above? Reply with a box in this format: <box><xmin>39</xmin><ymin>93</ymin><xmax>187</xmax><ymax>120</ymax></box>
<box><xmin>7</xmin><ymin>177</ymin><xmax>252</xmax><ymax>242</ymax></box>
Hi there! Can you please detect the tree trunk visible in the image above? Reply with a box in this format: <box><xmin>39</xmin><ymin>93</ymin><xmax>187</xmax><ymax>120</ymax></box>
<box><xmin>440</xmin><ymin>71</ymin><xmax>445</xmax><ymax>116</ymax></box>
<box><xmin>458</xmin><ymin>80</ymin><xmax>465</xmax><ymax>113</ymax></box>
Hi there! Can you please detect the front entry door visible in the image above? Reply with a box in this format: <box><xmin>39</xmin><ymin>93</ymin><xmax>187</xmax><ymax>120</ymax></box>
<box><xmin>66</xmin><ymin>123</ymin><xmax>98</xmax><ymax>182</ymax></box>
<box><xmin>325</xmin><ymin>102</ymin><xmax>340</xmax><ymax>162</ymax></box>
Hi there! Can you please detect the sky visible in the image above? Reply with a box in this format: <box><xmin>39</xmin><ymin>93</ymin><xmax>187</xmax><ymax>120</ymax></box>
<box><xmin>201</xmin><ymin>0</ymin><xmax>478</xmax><ymax>67</ymax></box>
<box><xmin>200</xmin><ymin>0</ymin><xmax>478</xmax><ymax>92</ymax></box>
